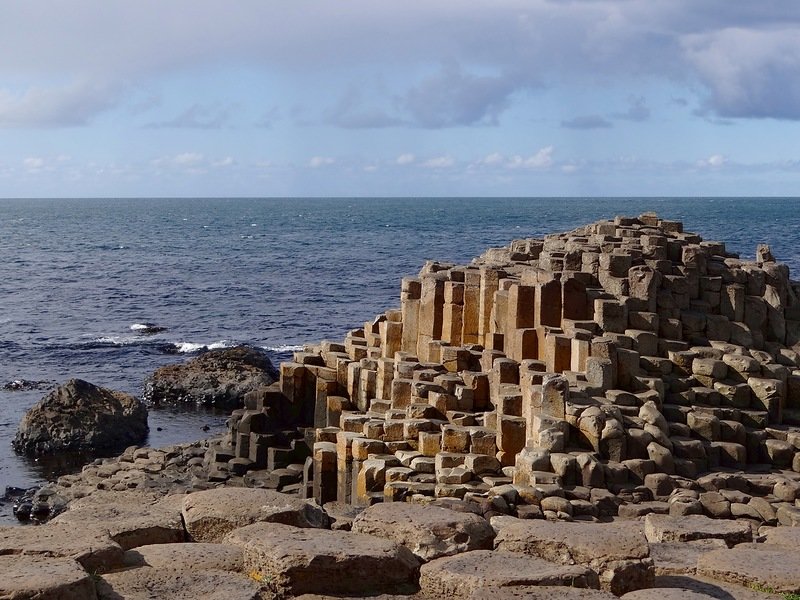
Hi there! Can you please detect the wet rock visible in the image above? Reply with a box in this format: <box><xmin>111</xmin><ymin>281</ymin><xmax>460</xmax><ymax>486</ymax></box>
<box><xmin>144</xmin><ymin>345</ymin><xmax>278</xmax><ymax>408</ymax></box>
<box><xmin>12</xmin><ymin>378</ymin><xmax>148</xmax><ymax>456</ymax></box>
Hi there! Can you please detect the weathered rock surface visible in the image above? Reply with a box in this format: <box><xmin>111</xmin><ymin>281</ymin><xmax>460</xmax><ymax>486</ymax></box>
<box><xmin>0</xmin><ymin>522</ymin><xmax>123</xmax><ymax>572</ymax></box>
<box><xmin>621</xmin><ymin>588</ymin><xmax>720</xmax><ymax>599</ymax></box>
<box><xmin>471</xmin><ymin>588</ymin><xmax>618</xmax><ymax>600</ymax></box>
<box><xmin>12</xmin><ymin>378</ymin><xmax>148</xmax><ymax>455</ymax></box>
<box><xmin>123</xmin><ymin>542</ymin><xmax>244</xmax><ymax>572</ymax></box>
<box><xmin>223</xmin><ymin>522</ymin><xmax>421</xmax><ymax>596</ymax></box>
<box><xmin>644</xmin><ymin>514</ymin><xmax>752</xmax><ymax>546</ymax></box>
<box><xmin>493</xmin><ymin>516</ymin><xmax>653</xmax><ymax>595</ymax></box>
<box><xmin>697</xmin><ymin>546</ymin><xmax>800</xmax><ymax>594</ymax></box>
<box><xmin>182</xmin><ymin>487</ymin><xmax>330</xmax><ymax>542</ymax></box>
<box><xmin>654</xmin><ymin>574</ymin><xmax>783</xmax><ymax>599</ymax></box>
<box><xmin>351</xmin><ymin>501</ymin><xmax>495</xmax><ymax>560</ymax></box>
<box><xmin>648</xmin><ymin>539</ymin><xmax>728</xmax><ymax>575</ymax></box>
<box><xmin>51</xmin><ymin>490</ymin><xmax>185</xmax><ymax>550</ymax></box>
<box><xmin>144</xmin><ymin>345</ymin><xmax>278</xmax><ymax>407</ymax></box>
<box><xmin>0</xmin><ymin>555</ymin><xmax>97</xmax><ymax>600</ymax></box>
<box><xmin>419</xmin><ymin>549</ymin><xmax>600</xmax><ymax>599</ymax></box>
<box><xmin>96</xmin><ymin>567</ymin><xmax>262</xmax><ymax>600</ymax></box>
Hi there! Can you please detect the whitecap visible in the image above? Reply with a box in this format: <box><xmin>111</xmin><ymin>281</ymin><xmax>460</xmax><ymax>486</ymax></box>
<box><xmin>262</xmin><ymin>344</ymin><xmax>304</xmax><ymax>353</ymax></box>
<box><xmin>174</xmin><ymin>340</ymin><xmax>234</xmax><ymax>353</ymax></box>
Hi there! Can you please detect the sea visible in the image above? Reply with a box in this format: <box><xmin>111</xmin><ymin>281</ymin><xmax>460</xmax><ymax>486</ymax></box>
<box><xmin>1</xmin><ymin>197</ymin><xmax>798</xmax><ymax>522</ymax></box>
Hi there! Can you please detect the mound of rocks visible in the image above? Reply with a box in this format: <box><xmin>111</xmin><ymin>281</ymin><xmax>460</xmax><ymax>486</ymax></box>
<box><xmin>144</xmin><ymin>345</ymin><xmax>279</xmax><ymax>408</ymax></box>
<box><xmin>12</xmin><ymin>378</ymin><xmax>148</xmax><ymax>456</ymax></box>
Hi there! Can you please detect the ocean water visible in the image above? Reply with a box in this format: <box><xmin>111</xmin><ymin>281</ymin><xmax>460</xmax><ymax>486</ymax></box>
<box><xmin>1</xmin><ymin>197</ymin><xmax>798</xmax><ymax>518</ymax></box>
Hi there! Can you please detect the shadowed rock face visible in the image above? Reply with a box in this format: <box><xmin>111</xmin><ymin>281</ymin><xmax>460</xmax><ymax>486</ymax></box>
<box><xmin>13</xmin><ymin>378</ymin><xmax>148</xmax><ymax>456</ymax></box>
<box><xmin>144</xmin><ymin>345</ymin><xmax>279</xmax><ymax>408</ymax></box>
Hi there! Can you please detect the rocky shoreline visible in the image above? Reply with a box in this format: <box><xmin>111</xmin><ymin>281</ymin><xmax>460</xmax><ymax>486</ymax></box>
<box><xmin>4</xmin><ymin>213</ymin><xmax>800</xmax><ymax>599</ymax></box>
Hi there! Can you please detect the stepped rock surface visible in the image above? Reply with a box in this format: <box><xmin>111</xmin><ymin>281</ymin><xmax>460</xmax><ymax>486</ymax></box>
<box><xmin>8</xmin><ymin>213</ymin><xmax>800</xmax><ymax>599</ymax></box>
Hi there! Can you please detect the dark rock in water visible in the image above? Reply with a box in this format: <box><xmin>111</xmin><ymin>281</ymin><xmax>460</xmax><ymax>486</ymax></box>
<box><xmin>143</xmin><ymin>345</ymin><xmax>279</xmax><ymax>409</ymax></box>
<box><xmin>131</xmin><ymin>322</ymin><xmax>167</xmax><ymax>335</ymax></box>
<box><xmin>3</xmin><ymin>379</ymin><xmax>53</xmax><ymax>391</ymax></box>
<box><xmin>12</xmin><ymin>378</ymin><xmax>148</xmax><ymax>456</ymax></box>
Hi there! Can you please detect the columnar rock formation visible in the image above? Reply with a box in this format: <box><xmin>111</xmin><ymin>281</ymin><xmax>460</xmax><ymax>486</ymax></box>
<box><xmin>215</xmin><ymin>213</ymin><xmax>800</xmax><ymax>523</ymax></box>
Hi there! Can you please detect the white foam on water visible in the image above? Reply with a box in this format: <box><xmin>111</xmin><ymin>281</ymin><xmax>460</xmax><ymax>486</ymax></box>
<box><xmin>130</xmin><ymin>323</ymin><xmax>152</xmax><ymax>331</ymax></box>
<box><xmin>262</xmin><ymin>344</ymin><xmax>304</xmax><ymax>353</ymax></box>
<box><xmin>174</xmin><ymin>340</ymin><xmax>234</xmax><ymax>353</ymax></box>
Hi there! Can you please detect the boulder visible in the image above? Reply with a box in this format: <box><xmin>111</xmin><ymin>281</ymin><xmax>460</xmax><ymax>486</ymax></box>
<box><xmin>654</xmin><ymin>574</ymin><xmax>783</xmax><ymax>599</ymax></box>
<box><xmin>143</xmin><ymin>345</ymin><xmax>278</xmax><ymax>408</ymax></box>
<box><xmin>0</xmin><ymin>555</ymin><xmax>97</xmax><ymax>600</ymax></box>
<box><xmin>123</xmin><ymin>542</ymin><xmax>244</xmax><ymax>572</ymax></box>
<box><xmin>419</xmin><ymin>549</ymin><xmax>599</xmax><ymax>599</ymax></box>
<box><xmin>182</xmin><ymin>487</ymin><xmax>330</xmax><ymax>542</ymax></box>
<box><xmin>223</xmin><ymin>522</ymin><xmax>421</xmax><ymax>596</ymax></box>
<box><xmin>97</xmin><ymin>567</ymin><xmax>261</xmax><ymax>600</ymax></box>
<box><xmin>0</xmin><ymin>522</ymin><xmax>123</xmax><ymax>572</ymax></box>
<box><xmin>12</xmin><ymin>378</ymin><xmax>148</xmax><ymax>455</ymax></box>
<box><xmin>621</xmin><ymin>588</ymin><xmax>719</xmax><ymax>599</ymax></box>
<box><xmin>350</xmin><ymin>501</ymin><xmax>495</xmax><ymax>560</ymax></box>
<box><xmin>643</xmin><ymin>513</ymin><xmax>752</xmax><ymax>546</ymax></box>
<box><xmin>697</xmin><ymin>546</ymin><xmax>800</xmax><ymax>594</ymax></box>
<box><xmin>493</xmin><ymin>516</ymin><xmax>653</xmax><ymax>595</ymax></box>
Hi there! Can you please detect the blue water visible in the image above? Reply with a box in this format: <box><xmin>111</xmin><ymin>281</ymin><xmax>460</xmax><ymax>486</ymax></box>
<box><xmin>1</xmin><ymin>197</ymin><xmax>798</xmax><ymax>509</ymax></box>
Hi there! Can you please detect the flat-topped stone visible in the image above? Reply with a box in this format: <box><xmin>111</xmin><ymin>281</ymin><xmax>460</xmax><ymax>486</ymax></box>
<box><xmin>697</xmin><ymin>546</ymin><xmax>800</xmax><ymax>594</ymax></box>
<box><xmin>351</xmin><ymin>501</ymin><xmax>494</xmax><ymax>560</ymax></box>
<box><xmin>761</xmin><ymin>526</ymin><xmax>800</xmax><ymax>548</ymax></box>
<box><xmin>52</xmin><ymin>492</ymin><xmax>184</xmax><ymax>550</ymax></box>
<box><xmin>493</xmin><ymin>516</ymin><xmax>652</xmax><ymax>594</ymax></box>
<box><xmin>96</xmin><ymin>566</ymin><xmax>261</xmax><ymax>600</ymax></box>
<box><xmin>0</xmin><ymin>522</ymin><xmax>123</xmax><ymax>572</ymax></box>
<box><xmin>654</xmin><ymin>574</ymin><xmax>783</xmax><ymax>599</ymax></box>
<box><xmin>419</xmin><ymin>549</ymin><xmax>600</xmax><ymax>599</ymax></box>
<box><xmin>621</xmin><ymin>588</ymin><xmax>720</xmax><ymax>600</ymax></box>
<box><xmin>648</xmin><ymin>539</ymin><xmax>728</xmax><ymax>575</ymax></box>
<box><xmin>223</xmin><ymin>522</ymin><xmax>420</xmax><ymax>596</ymax></box>
<box><xmin>0</xmin><ymin>555</ymin><xmax>96</xmax><ymax>600</ymax></box>
<box><xmin>123</xmin><ymin>542</ymin><xmax>244</xmax><ymax>572</ymax></box>
<box><xmin>644</xmin><ymin>514</ymin><xmax>752</xmax><ymax>546</ymax></box>
<box><xmin>471</xmin><ymin>587</ymin><xmax>618</xmax><ymax>599</ymax></box>
<box><xmin>182</xmin><ymin>487</ymin><xmax>330</xmax><ymax>542</ymax></box>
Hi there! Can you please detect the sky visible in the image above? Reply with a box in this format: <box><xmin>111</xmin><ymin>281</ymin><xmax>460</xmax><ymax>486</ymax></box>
<box><xmin>1</xmin><ymin>1</ymin><xmax>800</xmax><ymax>197</ymax></box>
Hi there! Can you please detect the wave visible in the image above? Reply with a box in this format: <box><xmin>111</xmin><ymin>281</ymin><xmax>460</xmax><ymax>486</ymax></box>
<box><xmin>173</xmin><ymin>340</ymin><xmax>234</xmax><ymax>353</ymax></box>
<box><xmin>262</xmin><ymin>344</ymin><xmax>304</xmax><ymax>353</ymax></box>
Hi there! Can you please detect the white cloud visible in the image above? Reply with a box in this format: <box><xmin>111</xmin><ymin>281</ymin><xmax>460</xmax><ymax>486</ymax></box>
<box><xmin>697</xmin><ymin>154</ymin><xmax>726</xmax><ymax>168</ymax></box>
<box><xmin>396</xmin><ymin>153</ymin><xmax>415</xmax><ymax>165</ymax></box>
<box><xmin>212</xmin><ymin>156</ymin><xmax>234</xmax><ymax>167</ymax></box>
<box><xmin>0</xmin><ymin>79</ymin><xmax>123</xmax><ymax>128</ymax></box>
<box><xmin>422</xmin><ymin>155</ymin><xmax>455</xmax><ymax>169</ymax></box>
<box><xmin>480</xmin><ymin>152</ymin><xmax>504</xmax><ymax>166</ymax></box>
<box><xmin>23</xmin><ymin>157</ymin><xmax>44</xmax><ymax>170</ymax></box>
<box><xmin>173</xmin><ymin>152</ymin><xmax>204</xmax><ymax>166</ymax></box>
<box><xmin>309</xmin><ymin>156</ymin><xmax>335</xmax><ymax>168</ymax></box>
<box><xmin>682</xmin><ymin>27</ymin><xmax>800</xmax><ymax>119</ymax></box>
<box><xmin>507</xmin><ymin>146</ymin><xmax>554</xmax><ymax>169</ymax></box>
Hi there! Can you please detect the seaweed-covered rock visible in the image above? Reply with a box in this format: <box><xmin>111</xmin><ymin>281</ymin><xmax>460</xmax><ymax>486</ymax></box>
<box><xmin>13</xmin><ymin>378</ymin><xmax>148</xmax><ymax>456</ymax></box>
<box><xmin>144</xmin><ymin>346</ymin><xmax>278</xmax><ymax>408</ymax></box>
